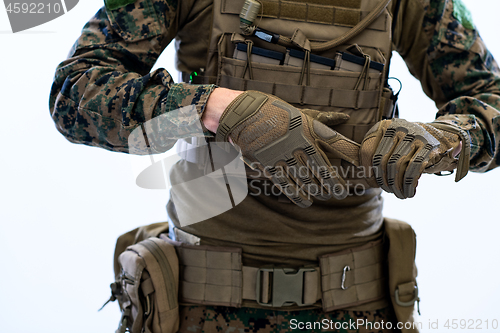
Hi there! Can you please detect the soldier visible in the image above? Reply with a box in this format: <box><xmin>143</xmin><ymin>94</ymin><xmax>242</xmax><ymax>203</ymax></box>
<box><xmin>49</xmin><ymin>0</ymin><xmax>500</xmax><ymax>332</ymax></box>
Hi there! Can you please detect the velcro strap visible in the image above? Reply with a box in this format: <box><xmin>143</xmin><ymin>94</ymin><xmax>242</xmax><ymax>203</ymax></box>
<box><xmin>215</xmin><ymin>91</ymin><xmax>269</xmax><ymax>144</ymax></box>
<box><xmin>242</xmin><ymin>266</ymin><xmax>258</xmax><ymax>301</ymax></box>
<box><xmin>428</xmin><ymin>122</ymin><xmax>471</xmax><ymax>182</ymax></box>
<box><xmin>303</xmin><ymin>269</ymin><xmax>322</xmax><ymax>304</ymax></box>
<box><xmin>319</xmin><ymin>240</ymin><xmax>387</xmax><ymax>312</ymax></box>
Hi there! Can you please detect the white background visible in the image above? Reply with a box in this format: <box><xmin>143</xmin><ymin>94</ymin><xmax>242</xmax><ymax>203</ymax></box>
<box><xmin>0</xmin><ymin>1</ymin><xmax>499</xmax><ymax>332</ymax></box>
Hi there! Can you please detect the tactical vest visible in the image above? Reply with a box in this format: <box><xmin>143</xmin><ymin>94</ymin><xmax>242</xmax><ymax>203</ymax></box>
<box><xmin>166</xmin><ymin>2</ymin><xmax>420</xmax><ymax>326</ymax></box>
<box><xmin>180</xmin><ymin>0</ymin><xmax>397</xmax><ymax>144</ymax></box>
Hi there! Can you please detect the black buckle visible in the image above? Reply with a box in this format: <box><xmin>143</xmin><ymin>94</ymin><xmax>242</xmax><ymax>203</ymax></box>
<box><xmin>256</xmin><ymin>267</ymin><xmax>316</xmax><ymax>307</ymax></box>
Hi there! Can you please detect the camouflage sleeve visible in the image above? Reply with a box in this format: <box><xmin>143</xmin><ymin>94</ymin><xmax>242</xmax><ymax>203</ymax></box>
<box><xmin>48</xmin><ymin>0</ymin><xmax>215</xmax><ymax>154</ymax></box>
<box><xmin>393</xmin><ymin>0</ymin><xmax>500</xmax><ymax>172</ymax></box>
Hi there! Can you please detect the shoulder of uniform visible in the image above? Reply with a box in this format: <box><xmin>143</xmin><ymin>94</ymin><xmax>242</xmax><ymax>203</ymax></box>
<box><xmin>104</xmin><ymin>0</ymin><xmax>137</xmax><ymax>11</ymax></box>
<box><xmin>103</xmin><ymin>0</ymin><xmax>177</xmax><ymax>42</ymax></box>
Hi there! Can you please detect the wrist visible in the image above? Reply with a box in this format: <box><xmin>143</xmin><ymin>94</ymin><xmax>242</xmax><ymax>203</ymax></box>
<box><xmin>203</xmin><ymin>87</ymin><xmax>243</xmax><ymax>132</ymax></box>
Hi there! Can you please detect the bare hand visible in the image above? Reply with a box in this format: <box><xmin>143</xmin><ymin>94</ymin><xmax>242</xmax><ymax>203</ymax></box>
<box><xmin>202</xmin><ymin>88</ymin><xmax>243</xmax><ymax>132</ymax></box>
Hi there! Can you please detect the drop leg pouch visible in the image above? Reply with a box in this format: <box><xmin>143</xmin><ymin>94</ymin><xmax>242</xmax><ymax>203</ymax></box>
<box><xmin>114</xmin><ymin>236</ymin><xmax>179</xmax><ymax>333</ymax></box>
<box><xmin>384</xmin><ymin>218</ymin><xmax>419</xmax><ymax>333</ymax></box>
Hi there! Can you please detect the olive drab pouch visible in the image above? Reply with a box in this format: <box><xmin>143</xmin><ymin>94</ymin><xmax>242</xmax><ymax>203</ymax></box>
<box><xmin>113</xmin><ymin>222</ymin><xmax>169</xmax><ymax>280</ymax></box>
<box><xmin>178</xmin><ymin>0</ymin><xmax>399</xmax><ymax>190</ymax></box>
<box><xmin>384</xmin><ymin>218</ymin><xmax>420</xmax><ymax>333</ymax></box>
<box><xmin>198</xmin><ymin>0</ymin><xmax>396</xmax><ymax>145</ymax></box>
<box><xmin>109</xmin><ymin>236</ymin><xmax>180</xmax><ymax>333</ymax></box>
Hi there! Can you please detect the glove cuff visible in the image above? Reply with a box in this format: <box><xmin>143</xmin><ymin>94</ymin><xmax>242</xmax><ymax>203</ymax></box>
<box><xmin>215</xmin><ymin>91</ymin><xmax>268</xmax><ymax>150</ymax></box>
<box><xmin>427</xmin><ymin>120</ymin><xmax>471</xmax><ymax>182</ymax></box>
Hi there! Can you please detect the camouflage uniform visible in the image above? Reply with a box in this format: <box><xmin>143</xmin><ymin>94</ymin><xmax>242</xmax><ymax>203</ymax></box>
<box><xmin>49</xmin><ymin>0</ymin><xmax>500</xmax><ymax>169</ymax></box>
<box><xmin>49</xmin><ymin>0</ymin><xmax>500</xmax><ymax>331</ymax></box>
<box><xmin>178</xmin><ymin>305</ymin><xmax>399</xmax><ymax>332</ymax></box>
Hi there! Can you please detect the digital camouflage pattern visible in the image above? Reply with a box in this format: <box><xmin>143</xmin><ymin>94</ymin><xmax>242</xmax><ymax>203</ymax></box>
<box><xmin>178</xmin><ymin>305</ymin><xmax>400</xmax><ymax>333</ymax></box>
<box><xmin>419</xmin><ymin>0</ymin><xmax>500</xmax><ymax>172</ymax></box>
<box><xmin>49</xmin><ymin>2</ymin><xmax>215</xmax><ymax>153</ymax></box>
<box><xmin>49</xmin><ymin>0</ymin><xmax>500</xmax><ymax>170</ymax></box>
<box><xmin>49</xmin><ymin>0</ymin><xmax>500</xmax><ymax>328</ymax></box>
<box><xmin>49</xmin><ymin>0</ymin><xmax>500</xmax><ymax>332</ymax></box>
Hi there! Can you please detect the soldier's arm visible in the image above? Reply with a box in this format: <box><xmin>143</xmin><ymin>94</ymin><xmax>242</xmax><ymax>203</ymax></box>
<box><xmin>392</xmin><ymin>0</ymin><xmax>500</xmax><ymax>172</ymax></box>
<box><xmin>49</xmin><ymin>1</ymin><xmax>215</xmax><ymax>154</ymax></box>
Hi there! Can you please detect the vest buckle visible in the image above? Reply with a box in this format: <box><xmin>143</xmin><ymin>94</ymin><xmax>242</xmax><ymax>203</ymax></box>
<box><xmin>255</xmin><ymin>267</ymin><xmax>316</xmax><ymax>307</ymax></box>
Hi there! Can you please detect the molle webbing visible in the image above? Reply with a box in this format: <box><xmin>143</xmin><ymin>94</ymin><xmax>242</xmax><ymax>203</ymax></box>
<box><xmin>272</xmin><ymin>0</ymin><xmax>362</xmax><ymax>8</ymax></box>
<box><xmin>163</xmin><ymin>234</ymin><xmax>387</xmax><ymax>311</ymax></box>
<box><xmin>175</xmin><ymin>243</ymin><xmax>244</xmax><ymax>307</ymax></box>
<box><xmin>219</xmin><ymin>75</ymin><xmax>380</xmax><ymax>109</ymax></box>
<box><xmin>195</xmin><ymin>0</ymin><xmax>396</xmax><ymax>145</ymax></box>
<box><xmin>221</xmin><ymin>0</ymin><xmax>389</xmax><ymax>31</ymax></box>
<box><xmin>334</xmin><ymin>123</ymin><xmax>376</xmax><ymax>144</ymax></box>
<box><xmin>222</xmin><ymin>0</ymin><xmax>364</xmax><ymax>27</ymax></box>
<box><xmin>320</xmin><ymin>241</ymin><xmax>387</xmax><ymax>311</ymax></box>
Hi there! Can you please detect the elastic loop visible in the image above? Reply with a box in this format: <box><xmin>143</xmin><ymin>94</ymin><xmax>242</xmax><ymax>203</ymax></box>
<box><xmin>299</xmin><ymin>50</ymin><xmax>311</xmax><ymax>86</ymax></box>
<box><xmin>242</xmin><ymin>40</ymin><xmax>254</xmax><ymax>80</ymax></box>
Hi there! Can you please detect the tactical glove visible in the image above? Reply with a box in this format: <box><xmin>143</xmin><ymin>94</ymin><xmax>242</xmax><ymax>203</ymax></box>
<box><xmin>359</xmin><ymin>118</ymin><xmax>471</xmax><ymax>199</ymax></box>
<box><xmin>215</xmin><ymin>90</ymin><xmax>358</xmax><ymax>208</ymax></box>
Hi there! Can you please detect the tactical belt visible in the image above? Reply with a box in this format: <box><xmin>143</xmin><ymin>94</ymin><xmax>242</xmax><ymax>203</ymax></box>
<box><xmin>161</xmin><ymin>233</ymin><xmax>387</xmax><ymax>312</ymax></box>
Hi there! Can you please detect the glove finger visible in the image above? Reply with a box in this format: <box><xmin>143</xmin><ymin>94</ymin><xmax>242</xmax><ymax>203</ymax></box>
<box><xmin>276</xmin><ymin>157</ymin><xmax>330</xmax><ymax>201</ymax></box>
<box><xmin>303</xmin><ymin>150</ymin><xmax>348</xmax><ymax>200</ymax></box>
<box><xmin>293</xmin><ymin>158</ymin><xmax>333</xmax><ymax>201</ymax></box>
<box><xmin>387</xmin><ymin>134</ymin><xmax>418</xmax><ymax>199</ymax></box>
<box><xmin>268</xmin><ymin>165</ymin><xmax>313</xmax><ymax>207</ymax></box>
<box><xmin>294</xmin><ymin>152</ymin><xmax>334</xmax><ymax>201</ymax></box>
<box><xmin>316</xmin><ymin>112</ymin><xmax>351</xmax><ymax>127</ymax></box>
<box><xmin>300</xmin><ymin>109</ymin><xmax>320</xmax><ymax>119</ymax></box>
<box><xmin>304</xmin><ymin>118</ymin><xmax>356</xmax><ymax>198</ymax></box>
<box><xmin>373</xmin><ymin>127</ymin><xmax>399</xmax><ymax>193</ymax></box>
<box><xmin>403</xmin><ymin>143</ymin><xmax>434</xmax><ymax>198</ymax></box>
<box><xmin>301</xmin><ymin>109</ymin><xmax>351</xmax><ymax>127</ymax></box>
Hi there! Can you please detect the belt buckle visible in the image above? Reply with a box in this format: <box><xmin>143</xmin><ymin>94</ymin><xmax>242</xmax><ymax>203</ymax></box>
<box><xmin>256</xmin><ymin>267</ymin><xmax>316</xmax><ymax>307</ymax></box>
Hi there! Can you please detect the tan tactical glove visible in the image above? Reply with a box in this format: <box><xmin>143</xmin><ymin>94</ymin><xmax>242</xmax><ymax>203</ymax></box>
<box><xmin>215</xmin><ymin>90</ymin><xmax>358</xmax><ymax>208</ymax></box>
<box><xmin>359</xmin><ymin>118</ymin><xmax>471</xmax><ymax>199</ymax></box>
